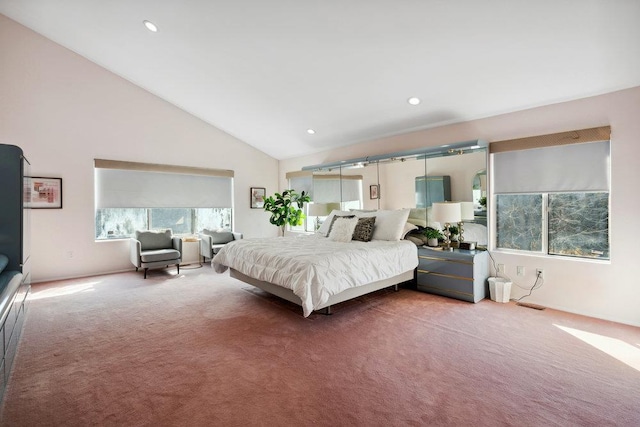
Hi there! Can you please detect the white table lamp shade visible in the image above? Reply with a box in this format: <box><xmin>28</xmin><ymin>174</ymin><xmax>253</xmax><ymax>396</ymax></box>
<box><xmin>308</xmin><ymin>203</ymin><xmax>329</xmax><ymax>217</ymax></box>
<box><xmin>460</xmin><ymin>201</ymin><xmax>475</xmax><ymax>221</ymax></box>
<box><xmin>432</xmin><ymin>202</ymin><xmax>462</xmax><ymax>224</ymax></box>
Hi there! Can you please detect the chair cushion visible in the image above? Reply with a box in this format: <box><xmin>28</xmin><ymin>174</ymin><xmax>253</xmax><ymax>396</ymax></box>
<box><xmin>202</xmin><ymin>229</ymin><xmax>234</xmax><ymax>244</ymax></box>
<box><xmin>140</xmin><ymin>249</ymin><xmax>181</xmax><ymax>263</ymax></box>
<box><xmin>136</xmin><ymin>230</ymin><xmax>172</xmax><ymax>251</ymax></box>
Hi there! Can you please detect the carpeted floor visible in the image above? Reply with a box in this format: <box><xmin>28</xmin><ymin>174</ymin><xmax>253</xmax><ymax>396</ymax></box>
<box><xmin>1</xmin><ymin>265</ymin><xmax>639</xmax><ymax>426</ymax></box>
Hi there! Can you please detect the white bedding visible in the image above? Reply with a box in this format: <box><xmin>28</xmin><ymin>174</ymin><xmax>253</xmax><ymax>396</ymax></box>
<box><xmin>212</xmin><ymin>234</ymin><xmax>418</xmax><ymax>317</ymax></box>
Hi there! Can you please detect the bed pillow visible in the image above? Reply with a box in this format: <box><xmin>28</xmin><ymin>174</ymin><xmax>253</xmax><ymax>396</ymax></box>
<box><xmin>371</xmin><ymin>209</ymin><xmax>411</xmax><ymax>241</ymax></box>
<box><xmin>328</xmin><ymin>216</ymin><xmax>358</xmax><ymax>242</ymax></box>
<box><xmin>401</xmin><ymin>222</ymin><xmax>418</xmax><ymax>239</ymax></box>
<box><xmin>317</xmin><ymin>210</ymin><xmax>352</xmax><ymax>236</ymax></box>
<box><xmin>352</xmin><ymin>216</ymin><xmax>376</xmax><ymax>242</ymax></box>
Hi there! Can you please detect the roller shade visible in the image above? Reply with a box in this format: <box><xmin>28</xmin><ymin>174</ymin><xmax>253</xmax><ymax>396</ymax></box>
<box><xmin>493</xmin><ymin>140</ymin><xmax>610</xmax><ymax>193</ymax></box>
<box><xmin>95</xmin><ymin>159</ymin><xmax>233</xmax><ymax>208</ymax></box>
<box><xmin>288</xmin><ymin>175</ymin><xmax>314</xmax><ymax>199</ymax></box>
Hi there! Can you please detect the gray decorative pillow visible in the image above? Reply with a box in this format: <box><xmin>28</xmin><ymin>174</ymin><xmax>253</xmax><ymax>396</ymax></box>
<box><xmin>352</xmin><ymin>216</ymin><xmax>376</xmax><ymax>242</ymax></box>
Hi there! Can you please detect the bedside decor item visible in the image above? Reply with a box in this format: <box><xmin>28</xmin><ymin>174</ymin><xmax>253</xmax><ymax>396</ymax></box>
<box><xmin>432</xmin><ymin>202</ymin><xmax>461</xmax><ymax>251</ymax></box>
<box><xmin>250</xmin><ymin>187</ymin><xmax>266</xmax><ymax>209</ymax></box>
<box><xmin>458</xmin><ymin>201</ymin><xmax>475</xmax><ymax>243</ymax></box>
<box><xmin>423</xmin><ymin>228</ymin><xmax>443</xmax><ymax>247</ymax></box>
<box><xmin>263</xmin><ymin>189</ymin><xmax>311</xmax><ymax>236</ymax></box>
<box><xmin>459</xmin><ymin>241</ymin><xmax>476</xmax><ymax>250</ymax></box>
<box><xmin>307</xmin><ymin>203</ymin><xmax>330</xmax><ymax>231</ymax></box>
<box><xmin>24</xmin><ymin>176</ymin><xmax>62</xmax><ymax>209</ymax></box>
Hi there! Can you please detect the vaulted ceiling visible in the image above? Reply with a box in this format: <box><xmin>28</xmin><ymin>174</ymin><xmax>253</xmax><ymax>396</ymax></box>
<box><xmin>2</xmin><ymin>1</ymin><xmax>639</xmax><ymax>159</ymax></box>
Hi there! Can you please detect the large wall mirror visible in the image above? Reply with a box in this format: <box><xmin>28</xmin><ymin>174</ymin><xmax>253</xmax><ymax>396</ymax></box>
<box><xmin>301</xmin><ymin>140</ymin><xmax>488</xmax><ymax>245</ymax></box>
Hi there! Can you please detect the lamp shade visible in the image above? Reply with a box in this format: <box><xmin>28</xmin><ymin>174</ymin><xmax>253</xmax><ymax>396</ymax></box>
<box><xmin>460</xmin><ymin>201</ymin><xmax>475</xmax><ymax>220</ymax></box>
<box><xmin>308</xmin><ymin>203</ymin><xmax>329</xmax><ymax>217</ymax></box>
<box><xmin>432</xmin><ymin>202</ymin><xmax>462</xmax><ymax>223</ymax></box>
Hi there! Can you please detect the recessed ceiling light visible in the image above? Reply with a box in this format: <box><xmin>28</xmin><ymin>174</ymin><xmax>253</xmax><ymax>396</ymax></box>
<box><xmin>408</xmin><ymin>97</ymin><xmax>421</xmax><ymax>105</ymax></box>
<box><xmin>307</xmin><ymin>129</ymin><xmax>316</xmax><ymax>135</ymax></box>
<box><xmin>143</xmin><ymin>20</ymin><xmax>158</xmax><ymax>32</ymax></box>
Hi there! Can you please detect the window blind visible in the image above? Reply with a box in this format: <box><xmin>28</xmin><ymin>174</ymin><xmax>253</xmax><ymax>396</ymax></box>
<box><xmin>493</xmin><ymin>140</ymin><xmax>610</xmax><ymax>194</ymax></box>
<box><xmin>95</xmin><ymin>159</ymin><xmax>233</xmax><ymax>208</ymax></box>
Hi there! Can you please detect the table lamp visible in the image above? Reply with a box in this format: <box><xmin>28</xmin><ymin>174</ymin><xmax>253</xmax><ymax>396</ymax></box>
<box><xmin>458</xmin><ymin>201</ymin><xmax>475</xmax><ymax>243</ymax></box>
<box><xmin>432</xmin><ymin>202</ymin><xmax>461</xmax><ymax>251</ymax></box>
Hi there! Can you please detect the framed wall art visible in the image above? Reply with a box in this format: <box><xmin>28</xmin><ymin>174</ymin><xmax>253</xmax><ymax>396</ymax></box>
<box><xmin>24</xmin><ymin>177</ymin><xmax>63</xmax><ymax>209</ymax></box>
<box><xmin>369</xmin><ymin>184</ymin><xmax>380</xmax><ymax>200</ymax></box>
<box><xmin>250</xmin><ymin>187</ymin><xmax>266</xmax><ymax>209</ymax></box>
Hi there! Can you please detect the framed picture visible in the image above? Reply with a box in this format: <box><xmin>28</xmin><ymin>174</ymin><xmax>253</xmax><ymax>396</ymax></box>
<box><xmin>24</xmin><ymin>177</ymin><xmax>63</xmax><ymax>209</ymax></box>
<box><xmin>370</xmin><ymin>184</ymin><xmax>380</xmax><ymax>199</ymax></box>
<box><xmin>250</xmin><ymin>187</ymin><xmax>266</xmax><ymax>209</ymax></box>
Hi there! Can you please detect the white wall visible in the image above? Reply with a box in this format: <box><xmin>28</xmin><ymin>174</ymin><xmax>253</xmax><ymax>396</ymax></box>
<box><xmin>0</xmin><ymin>15</ymin><xmax>279</xmax><ymax>282</ymax></box>
<box><xmin>280</xmin><ymin>87</ymin><xmax>640</xmax><ymax>327</ymax></box>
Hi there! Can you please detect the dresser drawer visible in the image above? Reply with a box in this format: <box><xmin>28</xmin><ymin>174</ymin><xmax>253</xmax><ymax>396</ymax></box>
<box><xmin>417</xmin><ymin>272</ymin><xmax>476</xmax><ymax>302</ymax></box>
<box><xmin>418</xmin><ymin>255</ymin><xmax>474</xmax><ymax>278</ymax></box>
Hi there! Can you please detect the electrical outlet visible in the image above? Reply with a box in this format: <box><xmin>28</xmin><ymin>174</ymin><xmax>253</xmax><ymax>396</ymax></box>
<box><xmin>536</xmin><ymin>269</ymin><xmax>544</xmax><ymax>279</ymax></box>
<box><xmin>497</xmin><ymin>264</ymin><xmax>505</xmax><ymax>273</ymax></box>
<box><xmin>517</xmin><ymin>266</ymin><xmax>525</xmax><ymax>276</ymax></box>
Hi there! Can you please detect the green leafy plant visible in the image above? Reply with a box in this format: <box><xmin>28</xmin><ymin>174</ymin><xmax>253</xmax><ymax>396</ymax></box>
<box><xmin>263</xmin><ymin>189</ymin><xmax>311</xmax><ymax>236</ymax></box>
<box><xmin>446</xmin><ymin>225</ymin><xmax>459</xmax><ymax>236</ymax></box>
<box><xmin>478</xmin><ymin>196</ymin><xmax>487</xmax><ymax>208</ymax></box>
<box><xmin>423</xmin><ymin>228</ymin><xmax>443</xmax><ymax>240</ymax></box>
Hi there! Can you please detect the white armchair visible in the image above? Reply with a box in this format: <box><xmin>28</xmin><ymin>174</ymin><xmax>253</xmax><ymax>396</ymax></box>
<box><xmin>199</xmin><ymin>229</ymin><xmax>242</xmax><ymax>262</ymax></box>
<box><xmin>130</xmin><ymin>229</ymin><xmax>182</xmax><ymax>279</ymax></box>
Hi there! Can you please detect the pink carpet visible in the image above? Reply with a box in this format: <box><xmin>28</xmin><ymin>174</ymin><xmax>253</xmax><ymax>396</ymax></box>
<box><xmin>1</xmin><ymin>265</ymin><xmax>639</xmax><ymax>426</ymax></box>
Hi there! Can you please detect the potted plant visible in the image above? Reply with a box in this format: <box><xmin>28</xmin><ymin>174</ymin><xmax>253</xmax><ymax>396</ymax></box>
<box><xmin>263</xmin><ymin>189</ymin><xmax>311</xmax><ymax>236</ymax></box>
<box><xmin>478</xmin><ymin>196</ymin><xmax>487</xmax><ymax>210</ymax></box>
<box><xmin>423</xmin><ymin>228</ymin><xmax>443</xmax><ymax>247</ymax></box>
<box><xmin>445</xmin><ymin>225</ymin><xmax>459</xmax><ymax>241</ymax></box>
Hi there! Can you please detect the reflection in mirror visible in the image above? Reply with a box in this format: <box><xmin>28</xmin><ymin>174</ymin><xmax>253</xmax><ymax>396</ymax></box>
<box><xmin>300</xmin><ymin>141</ymin><xmax>488</xmax><ymax>245</ymax></box>
<box><xmin>340</xmin><ymin>161</ymin><xmax>376</xmax><ymax>211</ymax></box>
<box><xmin>309</xmin><ymin>169</ymin><xmax>342</xmax><ymax>232</ymax></box>
<box><xmin>472</xmin><ymin>169</ymin><xmax>487</xmax><ymax>226</ymax></box>
<box><xmin>426</xmin><ymin>150</ymin><xmax>488</xmax><ymax>245</ymax></box>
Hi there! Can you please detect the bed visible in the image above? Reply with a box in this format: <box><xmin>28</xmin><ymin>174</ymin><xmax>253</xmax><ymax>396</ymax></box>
<box><xmin>212</xmin><ymin>209</ymin><xmax>418</xmax><ymax>317</ymax></box>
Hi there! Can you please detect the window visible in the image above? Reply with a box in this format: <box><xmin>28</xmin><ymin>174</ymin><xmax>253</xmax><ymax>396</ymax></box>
<box><xmin>94</xmin><ymin>160</ymin><xmax>233</xmax><ymax>240</ymax></box>
<box><xmin>95</xmin><ymin>208</ymin><xmax>231</xmax><ymax>239</ymax></box>
<box><xmin>492</xmin><ymin>127</ymin><xmax>610</xmax><ymax>260</ymax></box>
<box><xmin>496</xmin><ymin>192</ymin><xmax>610</xmax><ymax>259</ymax></box>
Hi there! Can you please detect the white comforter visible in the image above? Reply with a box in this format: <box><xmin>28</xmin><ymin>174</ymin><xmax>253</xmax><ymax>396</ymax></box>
<box><xmin>212</xmin><ymin>234</ymin><xmax>418</xmax><ymax>317</ymax></box>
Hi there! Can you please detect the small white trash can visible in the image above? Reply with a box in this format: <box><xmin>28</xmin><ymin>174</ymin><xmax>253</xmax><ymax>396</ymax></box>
<box><xmin>488</xmin><ymin>277</ymin><xmax>511</xmax><ymax>303</ymax></box>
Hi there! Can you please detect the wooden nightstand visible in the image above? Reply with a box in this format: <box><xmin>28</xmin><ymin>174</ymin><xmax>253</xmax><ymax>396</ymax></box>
<box><xmin>416</xmin><ymin>247</ymin><xmax>489</xmax><ymax>303</ymax></box>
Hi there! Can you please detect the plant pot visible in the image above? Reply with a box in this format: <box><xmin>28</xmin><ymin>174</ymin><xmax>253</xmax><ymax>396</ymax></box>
<box><xmin>427</xmin><ymin>238</ymin><xmax>439</xmax><ymax>247</ymax></box>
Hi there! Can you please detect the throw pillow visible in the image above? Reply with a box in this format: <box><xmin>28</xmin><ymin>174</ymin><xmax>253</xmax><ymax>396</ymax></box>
<box><xmin>401</xmin><ymin>222</ymin><xmax>418</xmax><ymax>239</ymax></box>
<box><xmin>370</xmin><ymin>209</ymin><xmax>411</xmax><ymax>241</ymax></box>
<box><xmin>317</xmin><ymin>210</ymin><xmax>353</xmax><ymax>236</ymax></box>
<box><xmin>326</xmin><ymin>214</ymin><xmax>356</xmax><ymax>236</ymax></box>
<box><xmin>328</xmin><ymin>217</ymin><xmax>358</xmax><ymax>243</ymax></box>
<box><xmin>352</xmin><ymin>216</ymin><xmax>376</xmax><ymax>242</ymax></box>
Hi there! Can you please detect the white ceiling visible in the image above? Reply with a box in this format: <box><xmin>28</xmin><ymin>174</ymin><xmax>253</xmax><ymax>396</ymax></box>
<box><xmin>2</xmin><ymin>1</ymin><xmax>639</xmax><ymax>160</ymax></box>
